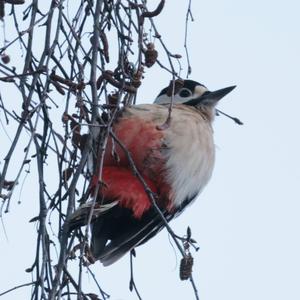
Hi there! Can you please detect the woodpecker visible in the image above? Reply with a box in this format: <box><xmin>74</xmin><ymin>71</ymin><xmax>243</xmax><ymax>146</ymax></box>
<box><xmin>69</xmin><ymin>79</ymin><xmax>236</xmax><ymax>266</ymax></box>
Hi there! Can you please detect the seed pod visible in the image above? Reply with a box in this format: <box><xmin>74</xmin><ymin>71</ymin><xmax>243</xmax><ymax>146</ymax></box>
<box><xmin>144</xmin><ymin>43</ymin><xmax>158</xmax><ymax>68</ymax></box>
<box><xmin>132</xmin><ymin>67</ymin><xmax>144</xmax><ymax>88</ymax></box>
<box><xmin>179</xmin><ymin>254</ymin><xmax>194</xmax><ymax>280</ymax></box>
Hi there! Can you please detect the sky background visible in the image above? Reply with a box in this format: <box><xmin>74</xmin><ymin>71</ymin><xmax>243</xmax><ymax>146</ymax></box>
<box><xmin>1</xmin><ymin>0</ymin><xmax>300</xmax><ymax>299</ymax></box>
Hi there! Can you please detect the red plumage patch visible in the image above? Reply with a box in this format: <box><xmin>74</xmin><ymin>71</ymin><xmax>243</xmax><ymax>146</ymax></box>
<box><xmin>91</xmin><ymin>116</ymin><xmax>172</xmax><ymax>218</ymax></box>
<box><xmin>104</xmin><ymin>117</ymin><xmax>164</xmax><ymax>176</ymax></box>
<box><xmin>101</xmin><ymin>166</ymin><xmax>157</xmax><ymax>219</ymax></box>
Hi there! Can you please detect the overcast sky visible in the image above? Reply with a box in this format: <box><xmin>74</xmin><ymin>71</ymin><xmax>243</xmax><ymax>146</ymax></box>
<box><xmin>1</xmin><ymin>0</ymin><xmax>300</xmax><ymax>299</ymax></box>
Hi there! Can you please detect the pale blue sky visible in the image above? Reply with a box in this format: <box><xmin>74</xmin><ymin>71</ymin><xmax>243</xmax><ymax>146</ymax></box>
<box><xmin>1</xmin><ymin>1</ymin><xmax>300</xmax><ymax>299</ymax></box>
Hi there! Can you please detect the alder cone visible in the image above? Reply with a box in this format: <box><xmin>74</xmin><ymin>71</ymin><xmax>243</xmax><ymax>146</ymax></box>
<box><xmin>179</xmin><ymin>254</ymin><xmax>194</xmax><ymax>280</ymax></box>
<box><xmin>144</xmin><ymin>43</ymin><xmax>158</xmax><ymax>68</ymax></box>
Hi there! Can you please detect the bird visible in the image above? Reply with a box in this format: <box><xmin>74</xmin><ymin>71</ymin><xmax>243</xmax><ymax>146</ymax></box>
<box><xmin>69</xmin><ymin>79</ymin><xmax>236</xmax><ymax>266</ymax></box>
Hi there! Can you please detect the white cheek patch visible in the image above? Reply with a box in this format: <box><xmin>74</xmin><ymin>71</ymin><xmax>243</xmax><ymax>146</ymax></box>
<box><xmin>154</xmin><ymin>93</ymin><xmax>172</xmax><ymax>105</ymax></box>
<box><xmin>194</xmin><ymin>85</ymin><xmax>208</xmax><ymax>97</ymax></box>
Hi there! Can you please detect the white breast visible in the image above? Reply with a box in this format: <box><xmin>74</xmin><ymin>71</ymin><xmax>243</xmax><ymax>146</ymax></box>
<box><xmin>124</xmin><ymin>104</ymin><xmax>216</xmax><ymax>208</ymax></box>
<box><xmin>164</xmin><ymin>106</ymin><xmax>215</xmax><ymax>208</ymax></box>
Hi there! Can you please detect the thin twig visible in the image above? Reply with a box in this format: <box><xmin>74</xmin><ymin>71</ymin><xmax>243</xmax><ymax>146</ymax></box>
<box><xmin>0</xmin><ymin>1</ymin><xmax>203</xmax><ymax>299</ymax></box>
<box><xmin>129</xmin><ymin>250</ymin><xmax>143</xmax><ymax>300</ymax></box>
<box><xmin>0</xmin><ymin>281</ymin><xmax>37</xmax><ymax>297</ymax></box>
<box><xmin>184</xmin><ymin>0</ymin><xmax>194</xmax><ymax>77</ymax></box>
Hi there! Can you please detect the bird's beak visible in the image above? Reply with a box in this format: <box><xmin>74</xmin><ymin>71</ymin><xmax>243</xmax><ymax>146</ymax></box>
<box><xmin>206</xmin><ymin>86</ymin><xmax>236</xmax><ymax>102</ymax></box>
<box><xmin>184</xmin><ymin>85</ymin><xmax>236</xmax><ymax>107</ymax></box>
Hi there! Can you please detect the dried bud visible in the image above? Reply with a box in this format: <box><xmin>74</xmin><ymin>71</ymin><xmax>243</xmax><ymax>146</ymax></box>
<box><xmin>3</xmin><ymin>180</ymin><xmax>15</xmax><ymax>190</ymax></box>
<box><xmin>51</xmin><ymin>80</ymin><xmax>65</xmax><ymax>95</ymax></box>
<box><xmin>96</xmin><ymin>74</ymin><xmax>104</xmax><ymax>90</ymax></box>
<box><xmin>72</xmin><ymin>132</ymin><xmax>81</xmax><ymax>148</ymax></box>
<box><xmin>179</xmin><ymin>254</ymin><xmax>194</xmax><ymax>280</ymax></box>
<box><xmin>69</xmin><ymin>249</ymin><xmax>76</xmax><ymax>260</ymax></box>
<box><xmin>187</xmin><ymin>226</ymin><xmax>192</xmax><ymax>239</ymax></box>
<box><xmin>100</xmin><ymin>32</ymin><xmax>109</xmax><ymax>63</ymax></box>
<box><xmin>132</xmin><ymin>67</ymin><xmax>144</xmax><ymax>88</ymax></box>
<box><xmin>25</xmin><ymin>267</ymin><xmax>34</xmax><ymax>273</ymax></box>
<box><xmin>86</xmin><ymin>293</ymin><xmax>101</xmax><ymax>300</ymax></box>
<box><xmin>173</xmin><ymin>54</ymin><xmax>182</xmax><ymax>59</ymax></box>
<box><xmin>131</xmin><ymin>76</ymin><xmax>142</xmax><ymax>88</ymax></box>
<box><xmin>63</xmin><ymin>168</ymin><xmax>74</xmax><ymax>183</ymax></box>
<box><xmin>62</xmin><ymin>112</ymin><xmax>69</xmax><ymax>123</ymax></box>
<box><xmin>79</xmin><ymin>134</ymin><xmax>88</xmax><ymax>151</ymax></box>
<box><xmin>131</xmin><ymin>249</ymin><xmax>136</xmax><ymax>257</ymax></box>
<box><xmin>29</xmin><ymin>216</ymin><xmax>40</xmax><ymax>223</ymax></box>
<box><xmin>144</xmin><ymin>43</ymin><xmax>158</xmax><ymax>68</ymax></box>
<box><xmin>1</xmin><ymin>53</ymin><xmax>10</xmax><ymax>64</ymax></box>
<box><xmin>108</xmin><ymin>93</ymin><xmax>119</xmax><ymax>106</ymax></box>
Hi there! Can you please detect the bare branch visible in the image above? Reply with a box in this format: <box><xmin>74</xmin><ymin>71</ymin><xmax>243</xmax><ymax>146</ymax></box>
<box><xmin>0</xmin><ymin>1</ymin><xmax>201</xmax><ymax>299</ymax></box>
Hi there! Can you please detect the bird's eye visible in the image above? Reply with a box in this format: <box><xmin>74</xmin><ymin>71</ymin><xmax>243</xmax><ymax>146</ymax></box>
<box><xmin>179</xmin><ymin>88</ymin><xmax>192</xmax><ymax>98</ymax></box>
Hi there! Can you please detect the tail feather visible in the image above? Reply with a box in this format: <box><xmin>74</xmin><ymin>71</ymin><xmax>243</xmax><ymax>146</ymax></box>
<box><xmin>99</xmin><ymin>217</ymin><xmax>163</xmax><ymax>266</ymax></box>
<box><xmin>98</xmin><ymin>209</ymin><xmax>174</xmax><ymax>266</ymax></box>
<box><xmin>68</xmin><ymin>200</ymin><xmax>181</xmax><ymax>266</ymax></box>
<box><xmin>68</xmin><ymin>201</ymin><xmax>118</xmax><ymax>232</ymax></box>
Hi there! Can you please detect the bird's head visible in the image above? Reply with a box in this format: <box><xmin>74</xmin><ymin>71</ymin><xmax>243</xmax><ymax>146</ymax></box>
<box><xmin>154</xmin><ymin>79</ymin><xmax>236</xmax><ymax>109</ymax></box>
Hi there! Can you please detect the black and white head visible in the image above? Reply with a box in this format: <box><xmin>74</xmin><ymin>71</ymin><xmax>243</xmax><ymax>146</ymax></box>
<box><xmin>154</xmin><ymin>79</ymin><xmax>236</xmax><ymax>108</ymax></box>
